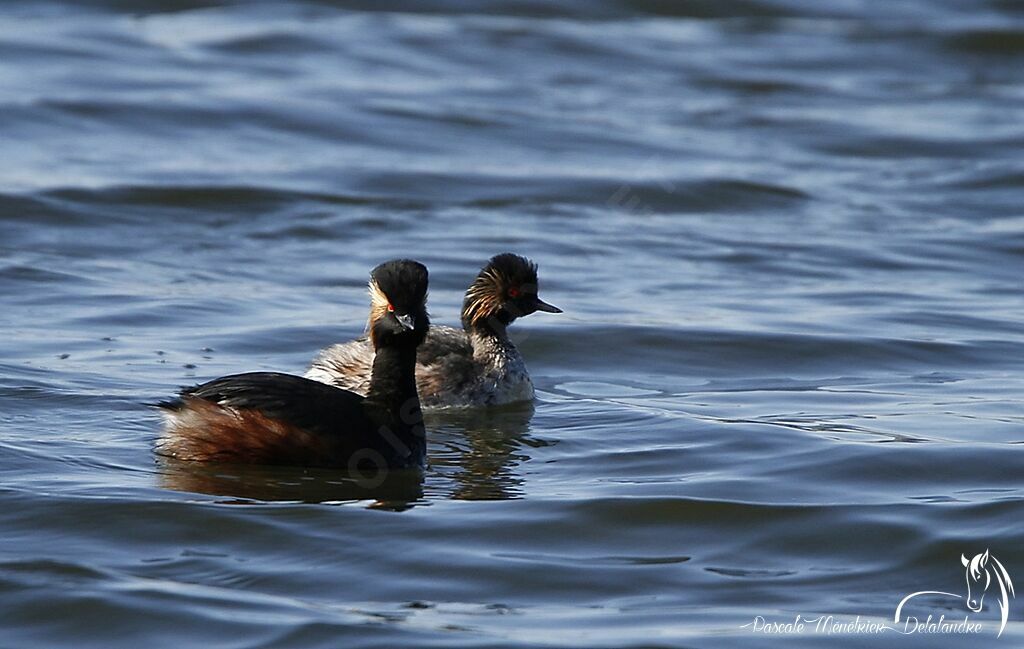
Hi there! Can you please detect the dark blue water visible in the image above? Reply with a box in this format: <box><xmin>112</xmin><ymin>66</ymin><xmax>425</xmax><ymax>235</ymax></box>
<box><xmin>2</xmin><ymin>1</ymin><xmax>1023</xmax><ymax>647</ymax></box>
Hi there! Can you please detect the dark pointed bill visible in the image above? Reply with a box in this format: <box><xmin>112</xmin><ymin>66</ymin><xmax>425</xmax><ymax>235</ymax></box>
<box><xmin>396</xmin><ymin>313</ymin><xmax>416</xmax><ymax>330</ymax></box>
<box><xmin>534</xmin><ymin>298</ymin><xmax>562</xmax><ymax>314</ymax></box>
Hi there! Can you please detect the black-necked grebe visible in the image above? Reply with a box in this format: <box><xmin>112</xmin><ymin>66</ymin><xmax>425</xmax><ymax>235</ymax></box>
<box><xmin>156</xmin><ymin>260</ymin><xmax>430</xmax><ymax>469</ymax></box>
<box><xmin>305</xmin><ymin>253</ymin><xmax>560</xmax><ymax>408</ymax></box>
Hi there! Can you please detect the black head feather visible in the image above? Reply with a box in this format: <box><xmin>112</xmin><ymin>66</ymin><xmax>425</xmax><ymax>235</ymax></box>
<box><xmin>484</xmin><ymin>253</ymin><xmax>538</xmax><ymax>288</ymax></box>
<box><xmin>370</xmin><ymin>259</ymin><xmax>428</xmax><ymax>315</ymax></box>
<box><xmin>461</xmin><ymin>253</ymin><xmax>560</xmax><ymax>330</ymax></box>
<box><xmin>367</xmin><ymin>259</ymin><xmax>430</xmax><ymax>348</ymax></box>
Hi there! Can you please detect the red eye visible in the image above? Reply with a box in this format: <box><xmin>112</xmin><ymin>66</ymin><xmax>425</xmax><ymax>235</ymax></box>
<box><xmin>508</xmin><ymin>287</ymin><xmax>520</xmax><ymax>298</ymax></box>
<box><xmin>387</xmin><ymin>303</ymin><xmax>394</xmax><ymax>312</ymax></box>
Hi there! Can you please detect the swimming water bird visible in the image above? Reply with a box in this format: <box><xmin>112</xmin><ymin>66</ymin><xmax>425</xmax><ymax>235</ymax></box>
<box><xmin>305</xmin><ymin>253</ymin><xmax>561</xmax><ymax>408</ymax></box>
<box><xmin>156</xmin><ymin>260</ymin><xmax>430</xmax><ymax>469</ymax></box>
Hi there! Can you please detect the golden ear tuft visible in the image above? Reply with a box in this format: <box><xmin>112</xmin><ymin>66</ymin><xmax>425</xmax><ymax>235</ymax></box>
<box><xmin>463</xmin><ymin>265</ymin><xmax>506</xmax><ymax>326</ymax></box>
<box><xmin>366</xmin><ymin>278</ymin><xmax>391</xmax><ymax>343</ymax></box>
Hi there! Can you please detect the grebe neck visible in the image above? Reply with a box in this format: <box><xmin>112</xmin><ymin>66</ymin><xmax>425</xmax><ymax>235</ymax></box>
<box><xmin>365</xmin><ymin>344</ymin><xmax>420</xmax><ymax>413</ymax></box>
<box><xmin>463</xmin><ymin>313</ymin><xmax>515</xmax><ymax>342</ymax></box>
<box><xmin>466</xmin><ymin>321</ymin><xmax>526</xmax><ymax>369</ymax></box>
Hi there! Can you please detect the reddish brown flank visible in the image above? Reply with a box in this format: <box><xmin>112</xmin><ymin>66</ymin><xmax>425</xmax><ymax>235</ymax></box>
<box><xmin>157</xmin><ymin>399</ymin><xmax>335</xmax><ymax>466</ymax></box>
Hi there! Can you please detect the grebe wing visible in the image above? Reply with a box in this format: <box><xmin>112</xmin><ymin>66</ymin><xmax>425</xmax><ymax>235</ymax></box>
<box><xmin>417</xmin><ymin>325</ymin><xmax>472</xmax><ymax>362</ymax></box>
<box><xmin>170</xmin><ymin>372</ymin><xmax>366</xmax><ymax>432</ymax></box>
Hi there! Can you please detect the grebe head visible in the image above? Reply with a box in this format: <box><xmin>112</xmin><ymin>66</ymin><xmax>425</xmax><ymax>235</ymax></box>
<box><xmin>461</xmin><ymin>253</ymin><xmax>561</xmax><ymax>332</ymax></box>
<box><xmin>367</xmin><ymin>259</ymin><xmax>429</xmax><ymax>349</ymax></box>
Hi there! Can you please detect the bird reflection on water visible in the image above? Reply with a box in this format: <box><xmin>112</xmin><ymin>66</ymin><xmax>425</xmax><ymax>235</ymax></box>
<box><xmin>157</xmin><ymin>459</ymin><xmax>427</xmax><ymax>511</ymax></box>
<box><xmin>158</xmin><ymin>403</ymin><xmax>544</xmax><ymax>508</ymax></box>
<box><xmin>426</xmin><ymin>402</ymin><xmax>542</xmax><ymax>501</ymax></box>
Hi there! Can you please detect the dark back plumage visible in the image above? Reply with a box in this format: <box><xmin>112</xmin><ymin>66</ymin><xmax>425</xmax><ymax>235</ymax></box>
<box><xmin>157</xmin><ymin>372</ymin><xmax>372</xmax><ymax>466</ymax></box>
